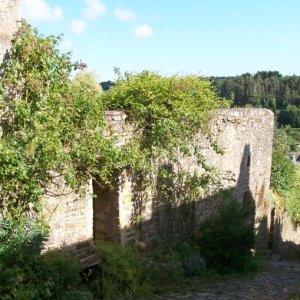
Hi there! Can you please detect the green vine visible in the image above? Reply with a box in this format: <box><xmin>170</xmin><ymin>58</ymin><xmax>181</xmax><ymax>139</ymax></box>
<box><xmin>0</xmin><ymin>21</ymin><xmax>121</xmax><ymax>218</ymax></box>
<box><xmin>0</xmin><ymin>21</ymin><xmax>226</xmax><ymax>223</ymax></box>
<box><xmin>103</xmin><ymin>71</ymin><xmax>227</xmax><ymax>239</ymax></box>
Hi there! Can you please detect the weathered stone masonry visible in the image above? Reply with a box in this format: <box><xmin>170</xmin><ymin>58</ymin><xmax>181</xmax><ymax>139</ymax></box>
<box><xmin>1</xmin><ymin>0</ymin><xmax>299</xmax><ymax>259</ymax></box>
<box><xmin>103</xmin><ymin>109</ymin><xmax>275</xmax><ymax>247</ymax></box>
<box><xmin>0</xmin><ymin>0</ymin><xmax>20</xmax><ymax>62</ymax></box>
<box><xmin>42</xmin><ymin>109</ymin><xmax>275</xmax><ymax>252</ymax></box>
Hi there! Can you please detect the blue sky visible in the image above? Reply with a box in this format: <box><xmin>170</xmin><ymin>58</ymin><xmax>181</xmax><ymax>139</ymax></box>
<box><xmin>21</xmin><ymin>0</ymin><xmax>300</xmax><ymax>81</ymax></box>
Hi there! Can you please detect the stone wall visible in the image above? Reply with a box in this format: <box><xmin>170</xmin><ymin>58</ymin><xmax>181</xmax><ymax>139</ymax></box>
<box><xmin>1</xmin><ymin>0</ymin><xmax>298</xmax><ymax>260</ymax></box>
<box><xmin>0</xmin><ymin>0</ymin><xmax>20</xmax><ymax>62</ymax></box>
<box><xmin>93</xmin><ymin>108</ymin><xmax>275</xmax><ymax>248</ymax></box>
<box><xmin>42</xmin><ymin>111</ymin><xmax>134</xmax><ymax>252</ymax></box>
<box><xmin>0</xmin><ymin>0</ymin><xmax>277</xmax><ymax>254</ymax></box>
<box><xmin>273</xmin><ymin>210</ymin><xmax>300</xmax><ymax>259</ymax></box>
<box><xmin>43</xmin><ymin>179</ymin><xmax>94</xmax><ymax>253</ymax></box>
<box><xmin>197</xmin><ymin>109</ymin><xmax>274</xmax><ymax>221</ymax></box>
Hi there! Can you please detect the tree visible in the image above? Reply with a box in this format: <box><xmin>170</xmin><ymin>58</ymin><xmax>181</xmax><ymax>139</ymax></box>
<box><xmin>278</xmin><ymin>105</ymin><xmax>300</xmax><ymax>128</ymax></box>
<box><xmin>0</xmin><ymin>21</ymin><xmax>119</xmax><ymax>218</ymax></box>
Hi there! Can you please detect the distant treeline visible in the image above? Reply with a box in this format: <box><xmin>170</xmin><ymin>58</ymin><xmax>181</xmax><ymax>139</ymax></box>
<box><xmin>210</xmin><ymin>71</ymin><xmax>300</xmax><ymax>128</ymax></box>
<box><xmin>101</xmin><ymin>71</ymin><xmax>300</xmax><ymax>128</ymax></box>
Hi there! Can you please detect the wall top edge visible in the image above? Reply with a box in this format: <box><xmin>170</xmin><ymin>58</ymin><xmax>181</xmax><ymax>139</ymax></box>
<box><xmin>105</xmin><ymin>108</ymin><xmax>274</xmax><ymax>117</ymax></box>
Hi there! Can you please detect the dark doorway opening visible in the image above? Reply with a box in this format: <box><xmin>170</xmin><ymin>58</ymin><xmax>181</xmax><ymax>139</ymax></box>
<box><xmin>93</xmin><ymin>178</ymin><xmax>120</xmax><ymax>242</ymax></box>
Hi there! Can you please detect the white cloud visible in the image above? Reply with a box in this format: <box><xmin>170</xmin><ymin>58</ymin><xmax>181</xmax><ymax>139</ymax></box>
<box><xmin>61</xmin><ymin>39</ymin><xmax>74</xmax><ymax>51</ymax></box>
<box><xmin>84</xmin><ymin>0</ymin><xmax>106</xmax><ymax>20</ymax></box>
<box><xmin>70</xmin><ymin>19</ymin><xmax>87</xmax><ymax>35</ymax></box>
<box><xmin>134</xmin><ymin>24</ymin><xmax>154</xmax><ymax>38</ymax></box>
<box><xmin>114</xmin><ymin>7</ymin><xmax>134</xmax><ymax>22</ymax></box>
<box><xmin>21</xmin><ymin>0</ymin><xmax>63</xmax><ymax>24</ymax></box>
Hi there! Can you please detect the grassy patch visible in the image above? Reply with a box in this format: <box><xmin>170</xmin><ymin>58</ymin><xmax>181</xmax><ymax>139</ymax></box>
<box><xmin>288</xmin><ymin>128</ymin><xmax>300</xmax><ymax>143</ymax></box>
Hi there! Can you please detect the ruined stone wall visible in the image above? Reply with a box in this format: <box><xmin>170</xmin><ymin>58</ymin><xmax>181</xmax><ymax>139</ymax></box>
<box><xmin>197</xmin><ymin>109</ymin><xmax>274</xmax><ymax>222</ymax></box>
<box><xmin>0</xmin><ymin>0</ymin><xmax>20</xmax><ymax>62</ymax></box>
<box><xmin>102</xmin><ymin>108</ymin><xmax>275</xmax><ymax>247</ymax></box>
<box><xmin>42</xmin><ymin>111</ymin><xmax>134</xmax><ymax>252</ymax></box>
<box><xmin>273</xmin><ymin>210</ymin><xmax>300</xmax><ymax>259</ymax></box>
<box><xmin>43</xmin><ymin>179</ymin><xmax>94</xmax><ymax>253</ymax></box>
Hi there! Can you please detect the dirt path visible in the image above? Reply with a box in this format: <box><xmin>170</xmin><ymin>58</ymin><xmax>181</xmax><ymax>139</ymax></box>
<box><xmin>157</xmin><ymin>261</ymin><xmax>300</xmax><ymax>300</ymax></box>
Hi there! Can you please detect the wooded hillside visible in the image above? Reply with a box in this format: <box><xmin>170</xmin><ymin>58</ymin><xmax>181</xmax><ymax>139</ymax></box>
<box><xmin>210</xmin><ymin>71</ymin><xmax>300</xmax><ymax>128</ymax></box>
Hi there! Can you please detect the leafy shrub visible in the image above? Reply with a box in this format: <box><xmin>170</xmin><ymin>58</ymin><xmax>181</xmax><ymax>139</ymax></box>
<box><xmin>0</xmin><ymin>218</ymin><xmax>82</xmax><ymax>300</ymax></box>
<box><xmin>271</xmin><ymin>128</ymin><xmax>296</xmax><ymax>194</ymax></box>
<box><xmin>0</xmin><ymin>21</ymin><xmax>120</xmax><ymax>218</ymax></box>
<box><xmin>183</xmin><ymin>254</ymin><xmax>206</xmax><ymax>276</ymax></box>
<box><xmin>196</xmin><ymin>196</ymin><xmax>256</xmax><ymax>273</ymax></box>
<box><xmin>0</xmin><ymin>218</ymin><xmax>47</xmax><ymax>265</ymax></box>
<box><xmin>271</xmin><ymin>128</ymin><xmax>300</xmax><ymax>223</ymax></box>
<box><xmin>61</xmin><ymin>290</ymin><xmax>93</xmax><ymax>300</ymax></box>
<box><xmin>271</xmin><ymin>151</ymin><xmax>295</xmax><ymax>194</ymax></box>
<box><xmin>103</xmin><ymin>71</ymin><xmax>222</xmax><ymax>158</ymax></box>
<box><xmin>34</xmin><ymin>251</ymin><xmax>81</xmax><ymax>298</ymax></box>
<box><xmin>284</xmin><ymin>166</ymin><xmax>300</xmax><ymax>223</ymax></box>
<box><xmin>96</xmin><ymin>241</ymin><xmax>152</xmax><ymax>299</ymax></box>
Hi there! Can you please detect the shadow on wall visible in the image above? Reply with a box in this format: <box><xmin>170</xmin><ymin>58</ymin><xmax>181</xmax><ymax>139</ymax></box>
<box><xmin>92</xmin><ymin>144</ymin><xmax>276</xmax><ymax>254</ymax></box>
<box><xmin>46</xmin><ymin>143</ymin><xmax>299</xmax><ymax>262</ymax></box>
<box><xmin>270</xmin><ymin>209</ymin><xmax>300</xmax><ymax>260</ymax></box>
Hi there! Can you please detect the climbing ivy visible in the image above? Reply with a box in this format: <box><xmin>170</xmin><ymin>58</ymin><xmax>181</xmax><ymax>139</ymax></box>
<box><xmin>0</xmin><ymin>21</ymin><xmax>121</xmax><ymax>218</ymax></box>
<box><xmin>271</xmin><ymin>128</ymin><xmax>300</xmax><ymax>223</ymax></box>
<box><xmin>103</xmin><ymin>71</ymin><xmax>226</xmax><ymax>237</ymax></box>
<box><xmin>103</xmin><ymin>71</ymin><xmax>223</xmax><ymax>167</ymax></box>
<box><xmin>0</xmin><ymin>21</ymin><xmax>225</xmax><ymax>221</ymax></box>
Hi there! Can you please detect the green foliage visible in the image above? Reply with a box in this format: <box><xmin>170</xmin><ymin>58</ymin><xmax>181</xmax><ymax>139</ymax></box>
<box><xmin>271</xmin><ymin>152</ymin><xmax>295</xmax><ymax>193</ymax></box>
<box><xmin>211</xmin><ymin>71</ymin><xmax>300</xmax><ymax>128</ymax></box>
<box><xmin>34</xmin><ymin>251</ymin><xmax>82</xmax><ymax>298</ymax></box>
<box><xmin>60</xmin><ymin>291</ymin><xmax>93</xmax><ymax>300</ymax></box>
<box><xmin>104</xmin><ymin>71</ymin><xmax>222</xmax><ymax>161</ymax></box>
<box><xmin>271</xmin><ymin>128</ymin><xmax>296</xmax><ymax>193</ymax></box>
<box><xmin>271</xmin><ymin>129</ymin><xmax>300</xmax><ymax>223</ymax></box>
<box><xmin>0</xmin><ymin>21</ymin><xmax>120</xmax><ymax>218</ymax></box>
<box><xmin>183</xmin><ymin>254</ymin><xmax>206</xmax><ymax>276</ymax></box>
<box><xmin>286</xmin><ymin>127</ymin><xmax>300</xmax><ymax>151</ymax></box>
<box><xmin>95</xmin><ymin>241</ymin><xmax>152</xmax><ymax>299</ymax></box>
<box><xmin>284</xmin><ymin>166</ymin><xmax>300</xmax><ymax>223</ymax></box>
<box><xmin>288</xmin><ymin>128</ymin><xmax>300</xmax><ymax>143</ymax></box>
<box><xmin>103</xmin><ymin>71</ymin><xmax>225</xmax><ymax>234</ymax></box>
<box><xmin>71</xmin><ymin>70</ymin><xmax>103</xmax><ymax>96</ymax></box>
<box><xmin>196</xmin><ymin>195</ymin><xmax>256</xmax><ymax>273</ymax></box>
<box><xmin>0</xmin><ymin>218</ymin><xmax>82</xmax><ymax>299</ymax></box>
<box><xmin>0</xmin><ymin>218</ymin><xmax>47</xmax><ymax>265</ymax></box>
<box><xmin>278</xmin><ymin>105</ymin><xmax>300</xmax><ymax>128</ymax></box>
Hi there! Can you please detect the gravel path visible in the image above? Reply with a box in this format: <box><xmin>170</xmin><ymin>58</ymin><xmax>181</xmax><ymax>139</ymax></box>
<box><xmin>157</xmin><ymin>261</ymin><xmax>300</xmax><ymax>300</ymax></box>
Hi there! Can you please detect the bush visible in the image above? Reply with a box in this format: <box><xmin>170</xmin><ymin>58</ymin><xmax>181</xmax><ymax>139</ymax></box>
<box><xmin>183</xmin><ymin>254</ymin><xmax>206</xmax><ymax>276</ymax></box>
<box><xmin>271</xmin><ymin>128</ymin><xmax>300</xmax><ymax>223</ymax></box>
<box><xmin>271</xmin><ymin>151</ymin><xmax>295</xmax><ymax>194</ymax></box>
<box><xmin>271</xmin><ymin>128</ymin><xmax>296</xmax><ymax>194</ymax></box>
<box><xmin>95</xmin><ymin>241</ymin><xmax>152</xmax><ymax>299</ymax></box>
<box><xmin>0</xmin><ymin>218</ymin><xmax>47</xmax><ymax>266</ymax></box>
<box><xmin>34</xmin><ymin>251</ymin><xmax>81</xmax><ymax>298</ymax></box>
<box><xmin>0</xmin><ymin>218</ymin><xmax>82</xmax><ymax>300</ymax></box>
<box><xmin>285</xmin><ymin>166</ymin><xmax>300</xmax><ymax>223</ymax></box>
<box><xmin>196</xmin><ymin>196</ymin><xmax>256</xmax><ymax>273</ymax></box>
<box><xmin>96</xmin><ymin>241</ymin><xmax>151</xmax><ymax>300</ymax></box>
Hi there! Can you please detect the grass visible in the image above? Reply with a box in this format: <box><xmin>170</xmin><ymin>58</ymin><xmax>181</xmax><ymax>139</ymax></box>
<box><xmin>288</xmin><ymin>128</ymin><xmax>300</xmax><ymax>146</ymax></box>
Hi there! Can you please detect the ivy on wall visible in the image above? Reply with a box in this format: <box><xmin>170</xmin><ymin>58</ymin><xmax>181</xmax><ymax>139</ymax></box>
<box><xmin>0</xmin><ymin>21</ymin><xmax>121</xmax><ymax>218</ymax></box>
<box><xmin>0</xmin><ymin>21</ymin><xmax>225</xmax><ymax>221</ymax></box>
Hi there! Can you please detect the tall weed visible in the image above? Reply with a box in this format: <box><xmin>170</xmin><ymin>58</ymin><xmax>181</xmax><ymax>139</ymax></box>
<box><xmin>95</xmin><ymin>241</ymin><xmax>152</xmax><ymax>299</ymax></box>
